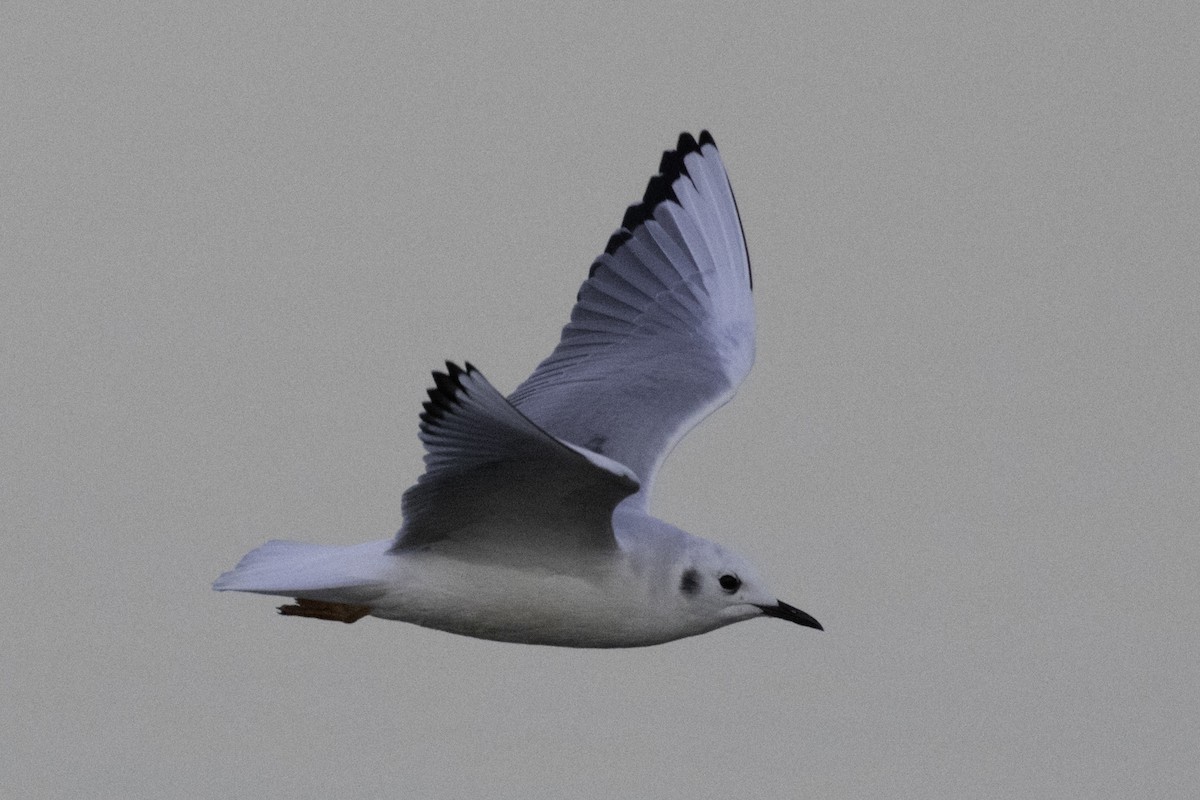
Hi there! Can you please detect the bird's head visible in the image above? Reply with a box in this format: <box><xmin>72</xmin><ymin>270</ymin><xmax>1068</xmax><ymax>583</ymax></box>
<box><xmin>673</xmin><ymin>540</ymin><xmax>822</xmax><ymax>632</ymax></box>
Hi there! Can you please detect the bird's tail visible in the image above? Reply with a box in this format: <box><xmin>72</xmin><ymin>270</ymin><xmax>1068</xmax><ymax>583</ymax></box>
<box><xmin>212</xmin><ymin>539</ymin><xmax>390</xmax><ymax>607</ymax></box>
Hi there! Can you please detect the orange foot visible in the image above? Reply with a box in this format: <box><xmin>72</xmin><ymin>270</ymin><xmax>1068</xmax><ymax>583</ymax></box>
<box><xmin>278</xmin><ymin>598</ymin><xmax>373</xmax><ymax>624</ymax></box>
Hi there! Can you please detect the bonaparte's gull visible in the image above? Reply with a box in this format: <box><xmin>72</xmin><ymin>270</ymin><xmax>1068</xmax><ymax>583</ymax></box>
<box><xmin>214</xmin><ymin>131</ymin><xmax>822</xmax><ymax>647</ymax></box>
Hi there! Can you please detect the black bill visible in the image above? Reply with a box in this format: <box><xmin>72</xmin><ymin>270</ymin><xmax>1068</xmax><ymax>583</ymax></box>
<box><xmin>757</xmin><ymin>600</ymin><xmax>823</xmax><ymax>631</ymax></box>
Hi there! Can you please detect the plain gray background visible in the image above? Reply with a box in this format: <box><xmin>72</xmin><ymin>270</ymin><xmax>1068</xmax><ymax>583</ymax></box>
<box><xmin>5</xmin><ymin>3</ymin><xmax>1197</xmax><ymax>798</ymax></box>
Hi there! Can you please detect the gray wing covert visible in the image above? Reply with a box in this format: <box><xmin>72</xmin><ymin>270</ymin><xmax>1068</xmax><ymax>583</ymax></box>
<box><xmin>393</xmin><ymin>363</ymin><xmax>638</xmax><ymax>552</ymax></box>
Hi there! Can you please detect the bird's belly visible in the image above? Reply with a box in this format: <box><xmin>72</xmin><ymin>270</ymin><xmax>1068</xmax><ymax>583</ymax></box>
<box><xmin>367</xmin><ymin>553</ymin><xmax>687</xmax><ymax>648</ymax></box>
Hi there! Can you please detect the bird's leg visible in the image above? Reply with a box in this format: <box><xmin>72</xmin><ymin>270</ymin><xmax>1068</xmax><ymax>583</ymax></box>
<box><xmin>277</xmin><ymin>598</ymin><xmax>373</xmax><ymax>624</ymax></box>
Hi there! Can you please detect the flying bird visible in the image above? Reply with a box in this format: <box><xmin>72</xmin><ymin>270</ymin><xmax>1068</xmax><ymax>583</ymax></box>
<box><xmin>214</xmin><ymin>131</ymin><xmax>822</xmax><ymax>647</ymax></box>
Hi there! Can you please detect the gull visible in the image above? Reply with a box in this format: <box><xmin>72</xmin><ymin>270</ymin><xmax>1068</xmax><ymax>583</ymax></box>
<box><xmin>214</xmin><ymin>131</ymin><xmax>822</xmax><ymax>647</ymax></box>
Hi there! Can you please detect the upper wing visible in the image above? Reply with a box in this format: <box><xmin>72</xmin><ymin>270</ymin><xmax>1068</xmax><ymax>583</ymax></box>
<box><xmin>392</xmin><ymin>362</ymin><xmax>639</xmax><ymax>552</ymax></box>
<box><xmin>508</xmin><ymin>131</ymin><xmax>754</xmax><ymax>504</ymax></box>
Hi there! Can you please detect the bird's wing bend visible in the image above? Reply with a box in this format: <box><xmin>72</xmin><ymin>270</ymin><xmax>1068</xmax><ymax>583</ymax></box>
<box><xmin>509</xmin><ymin>131</ymin><xmax>754</xmax><ymax>505</ymax></box>
<box><xmin>392</xmin><ymin>362</ymin><xmax>639</xmax><ymax>552</ymax></box>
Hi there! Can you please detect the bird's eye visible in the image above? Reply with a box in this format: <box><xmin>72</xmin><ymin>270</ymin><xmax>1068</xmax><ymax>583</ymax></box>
<box><xmin>718</xmin><ymin>574</ymin><xmax>741</xmax><ymax>593</ymax></box>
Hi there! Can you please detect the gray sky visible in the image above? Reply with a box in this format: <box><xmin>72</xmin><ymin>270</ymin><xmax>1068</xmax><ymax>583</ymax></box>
<box><xmin>5</xmin><ymin>3</ymin><xmax>1198</xmax><ymax>798</ymax></box>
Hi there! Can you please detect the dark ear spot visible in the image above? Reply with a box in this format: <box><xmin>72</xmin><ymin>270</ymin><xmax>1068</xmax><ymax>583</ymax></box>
<box><xmin>679</xmin><ymin>568</ymin><xmax>700</xmax><ymax>595</ymax></box>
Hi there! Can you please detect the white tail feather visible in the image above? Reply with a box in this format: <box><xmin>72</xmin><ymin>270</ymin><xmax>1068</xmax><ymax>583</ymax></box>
<box><xmin>213</xmin><ymin>539</ymin><xmax>391</xmax><ymax>604</ymax></box>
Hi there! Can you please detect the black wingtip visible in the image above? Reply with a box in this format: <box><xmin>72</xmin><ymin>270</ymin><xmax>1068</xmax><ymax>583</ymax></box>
<box><xmin>602</xmin><ymin>230</ymin><xmax>632</xmax><ymax>257</ymax></box>
<box><xmin>675</xmin><ymin>131</ymin><xmax>700</xmax><ymax>153</ymax></box>
<box><xmin>421</xmin><ymin>361</ymin><xmax>470</xmax><ymax>425</ymax></box>
<box><xmin>621</xmin><ymin>172</ymin><xmax>677</xmax><ymax>231</ymax></box>
<box><xmin>614</xmin><ymin>131</ymin><xmax>711</xmax><ymax>242</ymax></box>
<box><xmin>599</xmin><ymin>130</ymin><xmax>751</xmax><ymax>289</ymax></box>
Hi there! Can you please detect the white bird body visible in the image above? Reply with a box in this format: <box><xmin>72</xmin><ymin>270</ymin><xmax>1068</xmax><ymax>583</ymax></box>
<box><xmin>215</xmin><ymin>132</ymin><xmax>822</xmax><ymax>647</ymax></box>
<box><xmin>217</xmin><ymin>510</ymin><xmax>773</xmax><ymax>647</ymax></box>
